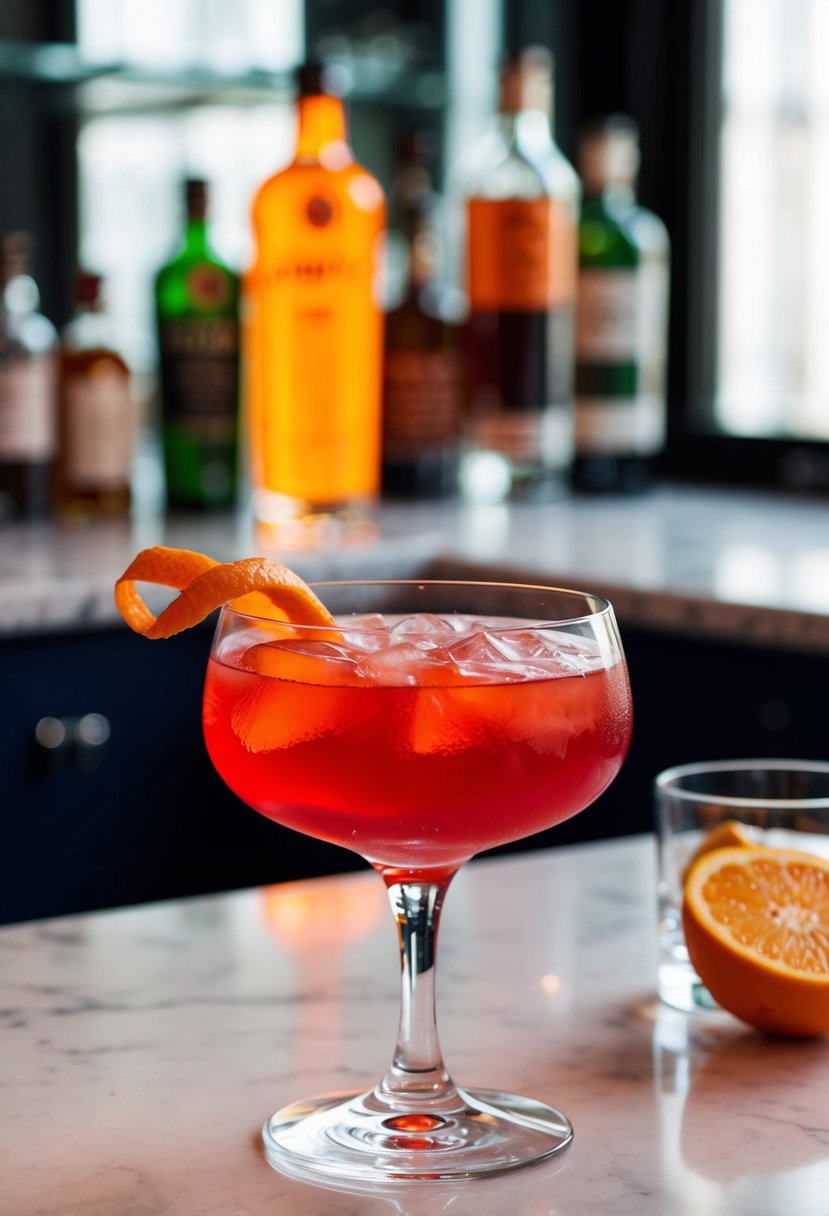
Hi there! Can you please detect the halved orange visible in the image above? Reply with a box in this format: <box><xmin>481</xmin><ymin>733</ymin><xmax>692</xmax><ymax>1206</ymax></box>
<box><xmin>683</xmin><ymin>846</ymin><xmax>829</xmax><ymax>1036</ymax></box>
<box><xmin>114</xmin><ymin>546</ymin><xmax>335</xmax><ymax>638</ymax></box>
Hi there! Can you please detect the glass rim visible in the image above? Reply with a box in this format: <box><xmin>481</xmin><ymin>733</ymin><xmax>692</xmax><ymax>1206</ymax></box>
<box><xmin>655</xmin><ymin>758</ymin><xmax>829</xmax><ymax>808</ymax></box>
<box><xmin>217</xmin><ymin>579</ymin><xmax>615</xmax><ymax>631</ymax></box>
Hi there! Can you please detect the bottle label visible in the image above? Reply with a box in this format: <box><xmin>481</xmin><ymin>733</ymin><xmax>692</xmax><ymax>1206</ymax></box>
<box><xmin>466</xmin><ymin>404</ymin><xmax>573</xmax><ymax>470</ymax></box>
<box><xmin>466</xmin><ymin>198</ymin><xmax>577</xmax><ymax>311</ymax></box>
<box><xmin>576</xmin><ymin>269</ymin><xmax>638</xmax><ymax>359</ymax></box>
<box><xmin>0</xmin><ymin>356</ymin><xmax>56</xmax><ymax>460</ymax></box>
<box><xmin>575</xmin><ymin>394</ymin><xmax>665</xmax><ymax>455</ymax></box>
<box><xmin>465</xmin><ymin>308</ymin><xmax>574</xmax><ymax>414</ymax></box>
<box><xmin>158</xmin><ymin>318</ymin><xmax>239</xmax><ymax>443</ymax></box>
<box><xmin>383</xmin><ymin>347</ymin><xmax>460</xmax><ymax>456</ymax></box>
<box><xmin>577</xmin><ymin>263</ymin><xmax>669</xmax><ymax>363</ymax></box>
<box><xmin>246</xmin><ymin>194</ymin><xmax>385</xmax><ymax>503</ymax></box>
<box><xmin>64</xmin><ymin>364</ymin><xmax>134</xmax><ymax>487</ymax></box>
<box><xmin>185</xmin><ymin>264</ymin><xmax>233</xmax><ymax>310</ymax></box>
<box><xmin>575</xmin><ymin>263</ymin><xmax>670</xmax><ymax>456</ymax></box>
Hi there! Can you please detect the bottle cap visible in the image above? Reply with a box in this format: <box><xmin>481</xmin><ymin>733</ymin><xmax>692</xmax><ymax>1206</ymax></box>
<box><xmin>296</xmin><ymin>61</ymin><xmax>348</xmax><ymax>98</ymax></box>
<box><xmin>579</xmin><ymin>115</ymin><xmax>640</xmax><ymax>193</ymax></box>
<box><xmin>185</xmin><ymin>179</ymin><xmax>208</xmax><ymax>220</ymax></box>
<box><xmin>498</xmin><ymin>46</ymin><xmax>553</xmax><ymax>116</ymax></box>
<box><xmin>75</xmin><ymin>271</ymin><xmax>102</xmax><ymax>308</ymax></box>
<box><xmin>394</xmin><ymin>129</ymin><xmax>436</xmax><ymax>207</ymax></box>
<box><xmin>1</xmin><ymin>230</ymin><xmax>31</xmax><ymax>280</ymax></box>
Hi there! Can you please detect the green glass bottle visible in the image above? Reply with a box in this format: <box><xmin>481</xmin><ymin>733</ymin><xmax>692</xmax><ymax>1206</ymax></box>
<box><xmin>155</xmin><ymin>179</ymin><xmax>239</xmax><ymax>511</ymax></box>
<box><xmin>574</xmin><ymin>116</ymin><xmax>670</xmax><ymax>493</ymax></box>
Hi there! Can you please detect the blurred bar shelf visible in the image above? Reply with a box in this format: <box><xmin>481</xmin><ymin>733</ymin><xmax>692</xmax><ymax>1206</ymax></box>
<box><xmin>0</xmin><ymin>39</ymin><xmax>445</xmax><ymax>115</ymax></box>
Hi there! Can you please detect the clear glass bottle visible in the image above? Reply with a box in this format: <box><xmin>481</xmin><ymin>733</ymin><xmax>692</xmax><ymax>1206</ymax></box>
<box><xmin>574</xmin><ymin>116</ymin><xmax>670</xmax><ymax>493</ymax></box>
<box><xmin>382</xmin><ymin>132</ymin><xmax>461</xmax><ymax>499</ymax></box>
<box><xmin>155</xmin><ymin>179</ymin><xmax>240</xmax><ymax>513</ymax></box>
<box><xmin>459</xmin><ymin>47</ymin><xmax>580</xmax><ymax>503</ymax></box>
<box><xmin>0</xmin><ymin>232</ymin><xmax>58</xmax><ymax>520</ymax></box>
<box><xmin>246</xmin><ymin>62</ymin><xmax>386</xmax><ymax>548</ymax></box>
<box><xmin>55</xmin><ymin>272</ymin><xmax>134</xmax><ymax>519</ymax></box>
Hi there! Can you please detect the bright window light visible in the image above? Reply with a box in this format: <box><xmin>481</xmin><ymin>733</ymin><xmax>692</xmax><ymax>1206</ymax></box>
<box><xmin>716</xmin><ymin>0</ymin><xmax>829</xmax><ymax>439</ymax></box>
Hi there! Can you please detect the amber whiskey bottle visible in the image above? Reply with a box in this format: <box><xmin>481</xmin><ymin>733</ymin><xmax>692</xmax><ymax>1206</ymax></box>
<box><xmin>155</xmin><ymin>179</ymin><xmax>240</xmax><ymax>512</ymax></box>
<box><xmin>55</xmin><ymin>272</ymin><xmax>133</xmax><ymax>519</ymax></box>
<box><xmin>382</xmin><ymin>134</ymin><xmax>461</xmax><ymax>498</ymax></box>
<box><xmin>246</xmin><ymin>62</ymin><xmax>386</xmax><ymax>547</ymax></box>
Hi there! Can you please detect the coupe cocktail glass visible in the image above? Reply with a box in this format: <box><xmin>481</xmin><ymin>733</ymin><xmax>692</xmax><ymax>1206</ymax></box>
<box><xmin>203</xmin><ymin>580</ymin><xmax>632</xmax><ymax>1183</ymax></box>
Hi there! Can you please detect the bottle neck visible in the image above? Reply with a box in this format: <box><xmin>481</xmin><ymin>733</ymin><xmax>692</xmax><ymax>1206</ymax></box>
<box><xmin>580</xmin><ymin>129</ymin><xmax>640</xmax><ymax>205</ymax></box>
<box><xmin>183</xmin><ymin>217</ymin><xmax>209</xmax><ymax>256</ymax></box>
<box><xmin>295</xmin><ymin>93</ymin><xmax>350</xmax><ymax>162</ymax></box>
<box><xmin>495</xmin><ymin>108</ymin><xmax>553</xmax><ymax>149</ymax></box>
<box><xmin>404</xmin><ymin>211</ymin><xmax>437</xmax><ymax>297</ymax></box>
<box><xmin>585</xmin><ymin>182</ymin><xmax>637</xmax><ymax>207</ymax></box>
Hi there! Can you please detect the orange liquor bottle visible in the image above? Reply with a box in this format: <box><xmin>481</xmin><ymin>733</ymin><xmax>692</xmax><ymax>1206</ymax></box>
<box><xmin>246</xmin><ymin>62</ymin><xmax>386</xmax><ymax>547</ymax></box>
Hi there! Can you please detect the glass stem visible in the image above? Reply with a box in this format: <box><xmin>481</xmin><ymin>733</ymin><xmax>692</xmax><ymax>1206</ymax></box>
<box><xmin>374</xmin><ymin>873</ymin><xmax>464</xmax><ymax>1115</ymax></box>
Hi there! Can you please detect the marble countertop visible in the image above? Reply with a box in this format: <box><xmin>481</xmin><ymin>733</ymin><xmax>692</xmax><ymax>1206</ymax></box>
<box><xmin>2</xmin><ymin>835</ymin><xmax>828</xmax><ymax>1215</ymax></box>
<box><xmin>3</xmin><ymin>484</ymin><xmax>829</xmax><ymax>649</ymax></box>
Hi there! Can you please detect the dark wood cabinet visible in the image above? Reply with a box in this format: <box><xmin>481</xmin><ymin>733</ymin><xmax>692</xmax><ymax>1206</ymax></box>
<box><xmin>0</xmin><ymin>624</ymin><xmax>359</xmax><ymax>924</ymax></box>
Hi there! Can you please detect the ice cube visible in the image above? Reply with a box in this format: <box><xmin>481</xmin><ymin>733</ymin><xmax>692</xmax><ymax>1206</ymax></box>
<box><xmin>444</xmin><ymin>632</ymin><xmax>520</xmax><ymax>682</ymax></box>
<box><xmin>231</xmin><ymin>681</ymin><xmax>349</xmax><ymax>751</ymax></box>
<box><xmin>407</xmin><ymin>686</ymin><xmax>492</xmax><ymax>755</ymax></box>
<box><xmin>354</xmin><ymin>641</ymin><xmax>424</xmax><ymax>686</ymax></box>
<box><xmin>388</xmin><ymin>613</ymin><xmax>460</xmax><ymax>641</ymax></box>
<box><xmin>482</xmin><ymin>631</ymin><xmax>594</xmax><ymax>678</ymax></box>
<box><xmin>344</xmin><ymin>613</ymin><xmax>389</xmax><ymax>630</ymax></box>
<box><xmin>338</xmin><ymin>612</ymin><xmax>392</xmax><ymax>654</ymax></box>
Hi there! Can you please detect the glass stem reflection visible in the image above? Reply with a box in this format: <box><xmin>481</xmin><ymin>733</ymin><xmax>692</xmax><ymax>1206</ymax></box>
<box><xmin>375</xmin><ymin>874</ymin><xmax>462</xmax><ymax>1113</ymax></box>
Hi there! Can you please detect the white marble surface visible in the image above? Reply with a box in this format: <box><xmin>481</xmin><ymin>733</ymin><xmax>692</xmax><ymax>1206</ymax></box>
<box><xmin>3</xmin><ymin>485</ymin><xmax>829</xmax><ymax>649</ymax></box>
<box><xmin>2</xmin><ymin>836</ymin><xmax>829</xmax><ymax>1215</ymax></box>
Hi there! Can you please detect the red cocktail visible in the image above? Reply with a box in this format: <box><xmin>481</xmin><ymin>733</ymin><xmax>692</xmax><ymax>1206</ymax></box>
<box><xmin>203</xmin><ymin>581</ymin><xmax>632</xmax><ymax>1183</ymax></box>
<box><xmin>204</xmin><ymin>618</ymin><xmax>629</xmax><ymax>873</ymax></box>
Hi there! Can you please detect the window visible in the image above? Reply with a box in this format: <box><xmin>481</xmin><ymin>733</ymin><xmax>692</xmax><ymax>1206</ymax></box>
<box><xmin>670</xmin><ymin>0</ymin><xmax>829</xmax><ymax>490</ymax></box>
<box><xmin>74</xmin><ymin>0</ymin><xmax>303</xmax><ymax>378</ymax></box>
<box><xmin>716</xmin><ymin>0</ymin><xmax>829</xmax><ymax>441</ymax></box>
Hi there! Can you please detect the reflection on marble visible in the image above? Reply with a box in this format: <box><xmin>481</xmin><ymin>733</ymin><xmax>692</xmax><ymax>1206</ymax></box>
<box><xmin>2</xmin><ymin>837</ymin><xmax>828</xmax><ymax>1214</ymax></box>
<box><xmin>4</xmin><ymin>486</ymin><xmax>829</xmax><ymax>647</ymax></box>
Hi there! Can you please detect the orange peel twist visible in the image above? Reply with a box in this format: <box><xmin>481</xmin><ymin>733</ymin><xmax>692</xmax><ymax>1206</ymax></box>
<box><xmin>114</xmin><ymin>545</ymin><xmax>335</xmax><ymax>639</ymax></box>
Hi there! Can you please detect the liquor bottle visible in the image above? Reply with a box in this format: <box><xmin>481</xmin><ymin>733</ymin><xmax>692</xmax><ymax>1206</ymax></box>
<box><xmin>246</xmin><ymin>62</ymin><xmax>386</xmax><ymax>546</ymax></box>
<box><xmin>55</xmin><ymin>272</ymin><xmax>133</xmax><ymax>519</ymax></box>
<box><xmin>155</xmin><ymin>179</ymin><xmax>240</xmax><ymax>512</ymax></box>
<box><xmin>459</xmin><ymin>47</ymin><xmax>580</xmax><ymax>503</ymax></box>
<box><xmin>574</xmin><ymin>116</ymin><xmax>670</xmax><ymax>493</ymax></box>
<box><xmin>382</xmin><ymin>132</ymin><xmax>461</xmax><ymax>498</ymax></box>
<box><xmin>0</xmin><ymin>232</ymin><xmax>58</xmax><ymax>520</ymax></box>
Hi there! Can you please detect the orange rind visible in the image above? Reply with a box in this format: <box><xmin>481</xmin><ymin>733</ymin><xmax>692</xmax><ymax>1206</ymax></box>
<box><xmin>681</xmin><ymin>817</ymin><xmax>759</xmax><ymax>882</ymax></box>
<box><xmin>243</xmin><ymin>640</ymin><xmax>359</xmax><ymax>686</ymax></box>
<box><xmin>114</xmin><ymin>545</ymin><xmax>335</xmax><ymax>639</ymax></box>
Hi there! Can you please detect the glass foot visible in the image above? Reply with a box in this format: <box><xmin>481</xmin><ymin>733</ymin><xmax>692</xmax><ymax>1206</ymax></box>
<box><xmin>263</xmin><ymin>1086</ymin><xmax>573</xmax><ymax>1183</ymax></box>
